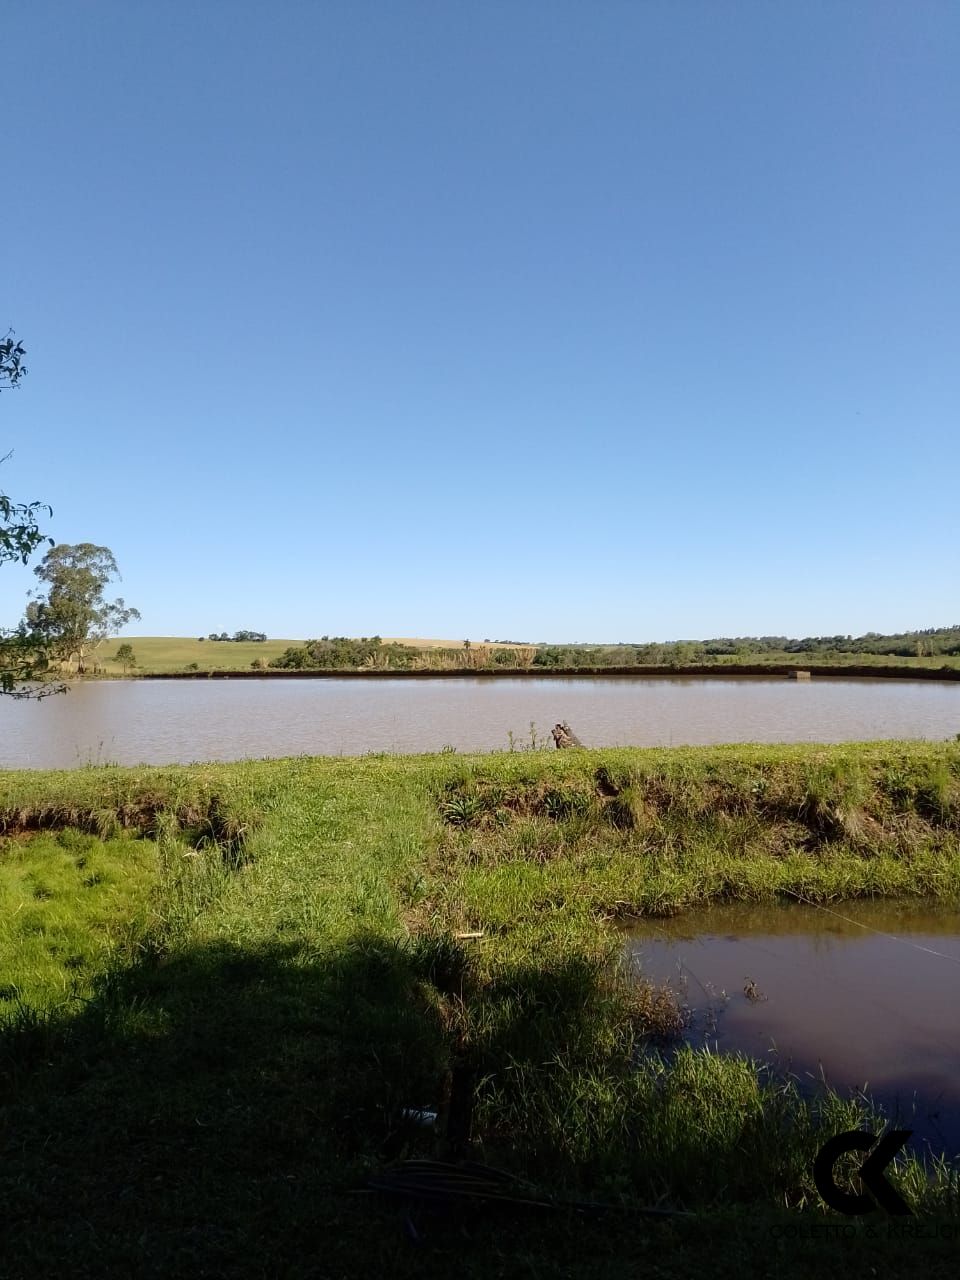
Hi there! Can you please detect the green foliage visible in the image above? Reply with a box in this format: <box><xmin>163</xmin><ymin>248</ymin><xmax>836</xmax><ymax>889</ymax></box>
<box><xmin>530</xmin><ymin>628</ymin><xmax>960</xmax><ymax>669</ymax></box>
<box><xmin>112</xmin><ymin>642</ymin><xmax>136</xmax><ymax>673</ymax></box>
<box><xmin>26</xmin><ymin>543</ymin><xmax>140</xmax><ymax>673</ymax></box>
<box><xmin>270</xmin><ymin>635</ymin><xmax>418</xmax><ymax>670</ymax></box>
<box><xmin>0</xmin><ymin>330</ymin><xmax>27</xmax><ymax>392</ymax></box>
<box><xmin>698</xmin><ymin>627</ymin><xmax>960</xmax><ymax>659</ymax></box>
<box><xmin>1</xmin><ymin>332</ymin><xmax>60</xmax><ymax>697</ymax></box>
<box><xmin>0</xmin><ymin>621</ymin><xmax>62</xmax><ymax>699</ymax></box>
<box><xmin>268</xmin><ymin>644</ymin><xmax>312</xmax><ymax>669</ymax></box>
<box><xmin>0</xmin><ymin>483</ymin><xmax>51</xmax><ymax>569</ymax></box>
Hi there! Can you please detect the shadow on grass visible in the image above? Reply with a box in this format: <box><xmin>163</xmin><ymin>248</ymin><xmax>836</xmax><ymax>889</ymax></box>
<box><xmin>0</xmin><ymin>932</ymin><xmax>461</xmax><ymax>1276</ymax></box>
<box><xmin>1</xmin><ymin>934</ymin><xmax>956</xmax><ymax>1279</ymax></box>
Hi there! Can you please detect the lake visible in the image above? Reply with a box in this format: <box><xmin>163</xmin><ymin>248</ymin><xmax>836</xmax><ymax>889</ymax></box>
<box><xmin>1</xmin><ymin>675</ymin><xmax>959</xmax><ymax>769</ymax></box>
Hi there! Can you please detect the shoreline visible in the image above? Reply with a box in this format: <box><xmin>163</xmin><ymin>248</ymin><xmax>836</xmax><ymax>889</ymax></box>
<box><xmin>115</xmin><ymin>661</ymin><xmax>960</xmax><ymax>683</ymax></box>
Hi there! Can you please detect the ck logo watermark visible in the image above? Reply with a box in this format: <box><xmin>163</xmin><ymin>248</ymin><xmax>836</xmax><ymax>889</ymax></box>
<box><xmin>814</xmin><ymin>1129</ymin><xmax>913</xmax><ymax>1215</ymax></box>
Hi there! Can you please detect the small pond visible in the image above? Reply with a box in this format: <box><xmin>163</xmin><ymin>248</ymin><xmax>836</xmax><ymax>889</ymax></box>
<box><xmin>624</xmin><ymin>897</ymin><xmax>960</xmax><ymax>1161</ymax></box>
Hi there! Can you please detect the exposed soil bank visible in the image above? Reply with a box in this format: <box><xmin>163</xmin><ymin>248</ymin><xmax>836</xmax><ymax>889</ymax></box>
<box><xmin>131</xmin><ymin>662</ymin><xmax>960</xmax><ymax>683</ymax></box>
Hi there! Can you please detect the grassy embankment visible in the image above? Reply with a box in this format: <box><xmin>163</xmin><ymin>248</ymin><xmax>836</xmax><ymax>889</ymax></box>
<box><xmin>2</xmin><ymin>742</ymin><xmax>960</xmax><ymax>1277</ymax></box>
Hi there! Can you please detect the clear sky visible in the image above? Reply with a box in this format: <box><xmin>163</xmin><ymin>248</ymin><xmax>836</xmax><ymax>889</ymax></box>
<box><xmin>3</xmin><ymin>1</ymin><xmax>958</xmax><ymax>643</ymax></box>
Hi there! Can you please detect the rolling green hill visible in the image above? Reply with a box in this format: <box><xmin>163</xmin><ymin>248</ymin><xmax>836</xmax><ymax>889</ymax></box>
<box><xmin>102</xmin><ymin>635</ymin><xmax>302</xmax><ymax>674</ymax></box>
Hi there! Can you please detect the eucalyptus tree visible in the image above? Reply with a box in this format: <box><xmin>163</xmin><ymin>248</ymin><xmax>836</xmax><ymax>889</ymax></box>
<box><xmin>27</xmin><ymin>544</ymin><xmax>140</xmax><ymax>674</ymax></box>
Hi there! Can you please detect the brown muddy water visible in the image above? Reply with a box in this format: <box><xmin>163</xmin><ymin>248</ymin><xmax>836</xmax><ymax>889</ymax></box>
<box><xmin>624</xmin><ymin>898</ymin><xmax>960</xmax><ymax>1161</ymax></box>
<box><xmin>1</xmin><ymin>676</ymin><xmax>960</xmax><ymax>769</ymax></box>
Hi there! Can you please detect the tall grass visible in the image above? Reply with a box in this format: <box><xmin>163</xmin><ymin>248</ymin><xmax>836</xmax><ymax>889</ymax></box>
<box><xmin>0</xmin><ymin>743</ymin><xmax>958</xmax><ymax>1276</ymax></box>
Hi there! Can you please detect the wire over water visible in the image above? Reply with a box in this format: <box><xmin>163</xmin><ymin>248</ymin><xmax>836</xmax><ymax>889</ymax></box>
<box><xmin>782</xmin><ymin>890</ymin><xmax>960</xmax><ymax>968</ymax></box>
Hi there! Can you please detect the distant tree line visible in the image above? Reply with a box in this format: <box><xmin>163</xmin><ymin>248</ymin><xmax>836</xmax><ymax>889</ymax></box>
<box><xmin>265</xmin><ymin>627</ymin><xmax>960</xmax><ymax>674</ymax></box>
<box><xmin>532</xmin><ymin>627</ymin><xmax>960</xmax><ymax>667</ymax></box>
<box><xmin>531</xmin><ymin>643</ymin><xmax>705</xmax><ymax>668</ymax></box>
<box><xmin>269</xmin><ymin>638</ymin><xmax>543</xmax><ymax>672</ymax></box>
<box><xmin>678</xmin><ymin>626</ymin><xmax>960</xmax><ymax>659</ymax></box>
<box><xmin>203</xmin><ymin>631</ymin><xmax>267</xmax><ymax>642</ymax></box>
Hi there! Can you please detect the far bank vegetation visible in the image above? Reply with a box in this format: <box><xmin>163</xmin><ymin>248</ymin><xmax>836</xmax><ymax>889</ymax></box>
<box><xmin>269</xmin><ymin>637</ymin><xmax>538</xmax><ymax>673</ymax></box>
<box><xmin>87</xmin><ymin>626</ymin><xmax>960</xmax><ymax>678</ymax></box>
<box><xmin>265</xmin><ymin>628</ymin><xmax>960</xmax><ymax>675</ymax></box>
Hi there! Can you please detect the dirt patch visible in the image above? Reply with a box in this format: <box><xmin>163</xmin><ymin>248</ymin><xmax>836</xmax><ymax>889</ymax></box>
<box><xmin>0</xmin><ymin>793</ymin><xmax>258</xmax><ymax>860</ymax></box>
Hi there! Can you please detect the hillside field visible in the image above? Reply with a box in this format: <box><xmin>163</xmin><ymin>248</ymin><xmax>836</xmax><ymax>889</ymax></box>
<box><xmin>101</xmin><ymin>636</ymin><xmax>303</xmax><ymax>673</ymax></box>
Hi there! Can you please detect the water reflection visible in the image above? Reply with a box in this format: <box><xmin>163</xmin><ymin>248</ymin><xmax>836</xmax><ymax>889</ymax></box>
<box><xmin>624</xmin><ymin>898</ymin><xmax>960</xmax><ymax>1160</ymax></box>
<box><xmin>0</xmin><ymin>675</ymin><xmax>959</xmax><ymax>769</ymax></box>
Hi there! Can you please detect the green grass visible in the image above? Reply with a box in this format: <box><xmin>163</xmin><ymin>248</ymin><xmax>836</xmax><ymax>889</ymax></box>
<box><xmin>0</xmin><ymin>828</ymin><xmax>158</xmax><ymax>1011</ymax></box>
<box><xmin>426</xmin><ymin>744</ymin><xmax>960</xmax><ymax>932</ymax></box>
<box><xmin>99</xmin><ymin>635</ymin><xmax>303</xmax><ymax>673</ymax></box>
<box><xmin>1</xmin><ymin>742</ymin><xmax>959</xmax><ymax>1277</ymax></box>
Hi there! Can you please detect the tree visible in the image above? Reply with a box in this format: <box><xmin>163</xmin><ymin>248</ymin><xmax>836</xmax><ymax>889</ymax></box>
<box><xmin>1</xmin><ymin>330</ymin><xmax>62</xmax><ymax>698</ymax></box>
<box><xmin>113</xmin><ymin>642</ymin><xmax>137</xmax><ymax>673</ymax></box>
<box><xmin>26</xmin><ymin>544</ymin><xmax>140</xmax><ymax>674</ymax></box>
<box><xmin>1</xmin><ymin>466</ymin><xmax>52</xmax><ymax>571</ymax></box>
<box><xmin>1</xmin><ymin>334</ymin><xmax>48</xmax><ymax>570</ymax></box>
<box><xmin>0</xmin><ymin>624</ymin><xmax>61</xmax><ymax>698</ymax></box>
<box><xmin>0</xmin><ymin>331</ymin><xmax>27</xmax><ymax>392</ymax></box>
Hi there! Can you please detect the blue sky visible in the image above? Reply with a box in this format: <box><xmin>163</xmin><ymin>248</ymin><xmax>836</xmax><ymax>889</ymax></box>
<box><xmin>3</xmin><ymin>1</ymin><xmax>958</xmax><ymax>643</ymax></box>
